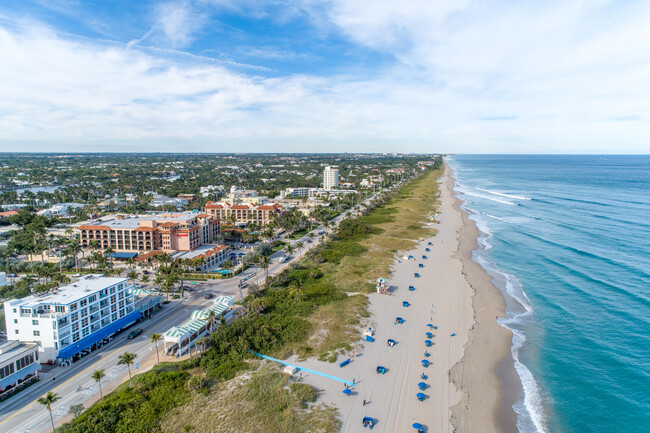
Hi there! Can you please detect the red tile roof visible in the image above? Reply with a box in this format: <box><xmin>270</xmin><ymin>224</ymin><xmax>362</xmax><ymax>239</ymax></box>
<box><xmin>79</xmin><ymin>225</ymin><xmax>111</xmax><ymax>231</ymax></box>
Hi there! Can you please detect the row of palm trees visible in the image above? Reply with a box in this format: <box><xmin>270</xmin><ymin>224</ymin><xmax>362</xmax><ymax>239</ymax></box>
<box><xmin>37</xmin><ymin>331</ymin><xmax>166</xmax><ymax>432</ymax></box>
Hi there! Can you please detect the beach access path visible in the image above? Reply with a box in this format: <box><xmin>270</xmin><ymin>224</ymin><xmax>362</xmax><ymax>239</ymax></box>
<box><xmin>283</xmin><ymin>167</ymin><xmax>474</xmax><ymax>433</ymax></box>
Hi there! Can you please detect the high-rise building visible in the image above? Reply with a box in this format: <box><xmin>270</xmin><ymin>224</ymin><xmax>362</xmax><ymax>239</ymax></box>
<box><xmin>323</xmin><ymin>165</ymin><xmax>339</xmax><ymax>190</ymax></box>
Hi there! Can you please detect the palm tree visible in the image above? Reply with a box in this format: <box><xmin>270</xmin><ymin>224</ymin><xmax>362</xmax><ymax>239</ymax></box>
<box><xmin>104</xmin><ymin>246</ymin><xmax>115</xmax><ymax>267</ymax></box>
<box><xmin>260</xmin><ymin>255</ymin><xmax>270</xmax><ymax>288</ymax></box>
<box><xmin>206</xmin><ymin>310</ymin><xmax>217</xmax><ymax>333</ymax></box>
<box><xmin>92</xmin><ymin>369</ymin><xmax>106</xmax><ymax>403</ymax></box>
<box><xmin>127</xmin><ymin>270</ymin><xmax>138</xmax><ymax>286</ymax></box>
<box><xmin>150</xmin><ymin>333</ymin><xmax>162</xmax><ymax>364</ymax></box>
<box><xmin>296</xmin><ymin>241</ymin><xmax>304</xmax><ymax>255</ymax></box>
<box><xmin>286</xmin><ymin>244</ymin><xmax>294</xmax><ymax>257</ymax></box>
<box><xmin>118</xmin><ymin>352</ymin><xmax>137</xmax><ymax>386</ymax></box>
<box><xmin>37</xmin><ymin>391</ymin><xmax>61</xmax><ymax>433</ymax></box>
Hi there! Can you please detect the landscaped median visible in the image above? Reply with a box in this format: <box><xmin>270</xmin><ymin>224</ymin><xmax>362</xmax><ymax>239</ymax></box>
<box><xmin>57</xmin><ymin>160</ymin><xmax>442</xmax><ymax>433</ymax></box>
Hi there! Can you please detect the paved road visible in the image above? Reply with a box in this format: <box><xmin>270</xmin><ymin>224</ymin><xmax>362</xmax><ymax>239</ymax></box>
<box><xmin>0</xmin><ymin>187</ymin><xmax>392</xmax><ymax>433</ymax></box>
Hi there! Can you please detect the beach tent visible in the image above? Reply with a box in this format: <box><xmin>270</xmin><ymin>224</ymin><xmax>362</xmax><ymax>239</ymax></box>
<box><xmin>417</xmin><ymin>392</ymin><xmax>426</xmax><ymax>401</ymax></box>
<box><xmin>418</xmin><ymin>382</ymin><xmax>427</xmax><ymax>390</ymax></box>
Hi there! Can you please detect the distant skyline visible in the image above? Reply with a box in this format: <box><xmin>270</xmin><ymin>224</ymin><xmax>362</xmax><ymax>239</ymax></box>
<box><xmin>1</xmin><ymin>1</ymin><xmax>649</xmax><ymax>153</ymax></box>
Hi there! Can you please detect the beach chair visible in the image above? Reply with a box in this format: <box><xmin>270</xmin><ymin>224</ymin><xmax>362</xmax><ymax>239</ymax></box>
<box><xmin>376</xmin><ymin>366</ymin><xmax>387</xmax><ymax>374</ymax></box>
<box><xmin>425</xmin><ymin>248</ymin><xmax>430</xmax><ymax>252</ymax></box>
<box><xmin>362</xmin><ymin>417</ymin><xmax>375</xmax><ymax>429</ymax></box>
<box><xmin>409</xmin><ymin>285</ymin><xmax>415</xmax><ymax>291</ymax></box>
<box><xmin>387</xmin><ymin>339</ymin><xmax>396</xmax><ymax>347</ymax></box>
<box><xmin>414</xmin><ymin>273</ymin><xmax>420</xmax><ymax>278</ymax></box>
<box><xmin>395</xmin><ymin>317</ymin><xmax>404</xmax><ymax>324</ymax></box>
<box><xmin>339</xmin><ymin>358</ymin><xmax>351</xmax><ymax>368</ymax></box>
<box><xmin>403</xmin><ymin>301</ymin><xmax>410</xmax><ymax>307</ymax></box>
<box><xmin>418</xmin><ymin>263</ymin><xmax>424</xmax><ymax>268</ymax></box>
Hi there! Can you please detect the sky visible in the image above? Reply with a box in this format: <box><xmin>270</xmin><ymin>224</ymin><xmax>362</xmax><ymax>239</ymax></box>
<box><xmin>1</xmin><ymin>0</ymin><xmax>650</xmax><ymax>154</ymax></box>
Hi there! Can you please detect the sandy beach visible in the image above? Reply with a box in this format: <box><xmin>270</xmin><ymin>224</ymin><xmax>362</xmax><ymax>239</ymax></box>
<box><xmin>278</xmin><ymin>165</ymin><xmax>515</xmax><ymax>432</ymax></box>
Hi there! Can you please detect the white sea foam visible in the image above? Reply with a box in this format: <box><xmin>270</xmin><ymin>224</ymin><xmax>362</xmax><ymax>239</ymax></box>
<box><xmin>455</xmin><ymin>187</ymin><xmax>517</xmax><ymax>206</ymax></box>
<box><xmin>464</xmin><ymin>195</ymin><xmax>549</xmax><ymax>433</ymax></box>
<box><xmin>476</xmin><ymin>187</ymin><xmax>532</xmax><ymax>201</ymax></box>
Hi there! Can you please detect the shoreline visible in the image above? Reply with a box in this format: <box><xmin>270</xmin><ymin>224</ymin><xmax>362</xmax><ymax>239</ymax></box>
<box><xmin>448</xmin><ymin>163</ymin><xmax>520</xmax><ymax>433</ymax></box>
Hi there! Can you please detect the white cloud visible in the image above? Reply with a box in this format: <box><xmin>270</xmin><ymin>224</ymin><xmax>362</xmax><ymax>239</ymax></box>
<box><xmin>2</xmin><ymin>1</ymin><xmax>650</xmax><ymax>153</ymax></box>
<box><xmin>129</xmin><ymin>1</ymin><xmax>207</xmax><ymax>49</ymax></box>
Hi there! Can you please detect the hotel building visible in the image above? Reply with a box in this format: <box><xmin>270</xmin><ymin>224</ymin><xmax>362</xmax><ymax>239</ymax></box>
<box><xmin>3</xmin><ymin>275</ymin><xmax>139</xmax><ymax>363</ymax></box>
<box><xmin>78</xmin><ymin>212</ymin><xmax>220</xmax><ymax>253</ymax></box>
<box><xmin>203</xmin><ymin>202</ymin><xmax>283</xmax><ymax>226</ymax></box>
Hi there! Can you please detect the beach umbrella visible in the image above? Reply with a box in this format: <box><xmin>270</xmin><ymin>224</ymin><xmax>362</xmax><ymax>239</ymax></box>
<box><xmin>426</xmin><ymin>323</ymin><xmax>434</xmax><ymax>328</ymax></box>
<box><xmin>418</xmin><ymin>382</ymin><xmax>427</xmax><ymax>390</ymax></box>
<box><xmin>412</xmin><ymin>423</ymin><xmax>423</xmax><ymax>429</ymax></box>
<box><xmin>426</xmin><ymin>332</ymin><xmax>433</xmax><ymax>338</ymax></box>
<box><xmin>425</xmin><ymin>339</ymin><xmax>432</xmax><ymax>347</ymax></box>
<box><xmin>342</xmin><ymin>388</ymin><xmax>352</xmax><ymax>395</ymax></box>
<box><xmin>416</xmin><ymin>392</ymin><xmax>426</xmax><ymax>401</ymax></box>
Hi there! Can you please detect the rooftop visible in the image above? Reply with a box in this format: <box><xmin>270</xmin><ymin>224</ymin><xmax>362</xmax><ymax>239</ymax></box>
<box><xmin>171</xmin><ymin>244</ymin><xmax>227</xmax><ymax>260</ymax></box>
<box><xmin>0</xmin><ymin>341</ymin><xmax>38</xmax><ymax>365</ymax></box>
<box><xmin>5</xmin><ymin>275</ymin><xmax>129</xmax><ymax>308</ymax></box>
<box><xmin>82</xmin><ymin>212</ymin><xmax>202</xmax><ymax>230</ymax></box>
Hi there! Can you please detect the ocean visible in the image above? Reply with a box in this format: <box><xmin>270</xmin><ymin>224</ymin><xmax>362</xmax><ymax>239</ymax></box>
<box><xmin>447</xmin><ymin>155</ymin><xmax>650</xmax><ymax>433</ymax></box>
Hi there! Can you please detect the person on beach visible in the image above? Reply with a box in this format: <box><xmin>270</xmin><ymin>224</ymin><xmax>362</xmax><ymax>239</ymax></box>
<box><xmin>362</xmin><ymin>399</ymin><xmax>367</xmax><ymax>406</ymax></box>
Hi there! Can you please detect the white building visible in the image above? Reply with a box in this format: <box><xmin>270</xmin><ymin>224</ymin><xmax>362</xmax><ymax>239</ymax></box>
<box><xmin>37</xmin><ymin>203</ymin><xmax>85</xmax><ymax>218</ymax></box>
<box><xmin>150</xmin><ymin>195</ymin><xmax>188</xmax><ymax>210</ymax></box>
<box><xmin>323</xmin><ymin>166</ymin><xmax>339</xmax><ymax>190</ymax></box>
<box><xmin>280</xmin><ymin>187</ymin><xmax>320</xmax><ymax>199</ymax></box>
<box><xmin>3</xmin><ymin>275</ymin><xmax>140</xmax><ymax>363</ymax></box>
<box><xmin>0</xmin><ymin>341</ymin><xmax>40</xmax><ymax>394</ymax></box>
<box><xmin>0</xmin><ymin>272</ymin><xmax>7</xmax><ymax>287</ymax></box>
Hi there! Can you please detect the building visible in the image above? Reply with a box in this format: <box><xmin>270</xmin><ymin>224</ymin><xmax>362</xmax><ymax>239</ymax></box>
<box><xmin>279</xmin><ymin>187</ymin><xmax>320</xmax><ymax>199</ymax></box>
<box><xmin>0</xmin><ymin>210</ymin><xmax>18</xmax><ymax>219</ymax></box>
<box><xmin>3</xmin><ymin>275</ymin><xmax>140</xmax><ymax>363</ymax></box>
<box><xmin>177</xmin><ymin>194</ymin><xmax>197</xmax><ymax>202</ymax></box>
<box><xmin>37</xmin><ymin>203</ymin><xmax>85</xmax><ymax>218</ymax></box>
<box><xmin>78</xmin><ymin>212</ymin><xmax>221</xmax><ymax>254</ymax></box>
<box><xmin>204</xmin><ymin>202</ymin><xmax>283</xmax><ymax>226</ymax></box>
<box><xmin>163</xmin><ymin>296</ymin><xmax>234</xmax><ymax>357</ymax></box>
<box><xmin>0</xmin><ymin>341</ymin><xmax>41</xmax><ymax>395</ymax></box>
<box><xmin>150</xmin><ymin>195</ymin><xmax>188</xmax><ymax>210</ymax></box>
<box><xmin>170</xmin><ymin>244</ymin><xmax>229</xmax><ymax>270</ymax></box>
<box><xmin>323</xmin><ymin>165</ymin><xmax>339</xmax><ymax>190</ymax></box>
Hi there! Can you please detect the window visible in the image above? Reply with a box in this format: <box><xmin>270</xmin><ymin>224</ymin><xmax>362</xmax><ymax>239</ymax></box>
<box><xmin>55</xmin><ymin>305</ymin><xmax>65</xmax><ymax>313</ymax></box>
<box><xmin>72</xmin><ymin>322</ymin><xmax>79</xmax><ymax>332</ymax></box>
<box><xmin>88</xmin><ymin>295</ymin><xmax>97</xmax><ymax>303</ymax></box>
<box><xmin>15</xmin><ymin>329</ymin><xmax>19</xmax><ymax>334</ymax></box>
<box><xmin>111</xmin><ymin>304</ymin><xmax>117</xmax><ymax>313</ymax></box>
<box><xmin>81</xmin><ymin>308</ymin><xmax>88</xmax><ymax>318</ymax></box>
<box><xmin>70</xmin><ymin>303</ymin><xmax>78</xmax><ymax>311</ymax></box>
<box><xmin>13</xmin><ymin>319</ymin><xmax>17</xmax><ymax>324</ymax></box>
<box><xmin>118</xmin><ymin>292</ymin><xmax>124</xmax><ymax>300</ymax></box>
<box><xmin>80</xmin><ymin>299</ymin><xmax>87</xmax><ymax>307</ymax></box>
<box><xmin>71</xmin><ymin>312</ymin><xmax>78</xmax><ymax>322</ymax></box>
<box><xmin>82</xmin><ymin>318</ymin><xmax>88</xmax><ymax>327</ymax></box>
<box><xmin>109</xmin><ymin>287</ymin><xmax>115</xmax><ymax>294</ymax></box>
<box><xmin>33</xmin><ymin>330</ymin><xmax>40</xmax><ymax>336</ymax></box>
<box><xmin>32</xmin><ymin>319</ymin><xmax>39</xmax><ymax>326</ymax></box>
<box><xmin>0</xmin><ymin>364</ymin><xmax>15</xmax><ymax>379</ymax></box>
<box><xmin>111</xmin><ymin>313</ymin><xmax>118</xmax><ymax>322</ymax></box>
<box><xmin>82</xmin><ymin>327</ymin><xmax>89</xmax><ymax>337</ymax></box>
<box><xmin>72</xmin><ymin>332</ymin><xmax>80</xmax><ymax>343</ymax></box>
<box><xmin>119</xmin><ymin>309</ymin><xmax>125</xmax><ymax>318</ymax></box>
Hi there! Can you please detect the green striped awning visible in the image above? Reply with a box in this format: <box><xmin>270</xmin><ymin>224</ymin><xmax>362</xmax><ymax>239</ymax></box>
<box><xmin>214</xmin><ymin>295</ymin><xmax>235</xmax><ymax>306</ymax></box>
<box><xmin>191</xmin><ymin>310</ymin><xmax>209</xmax><ymax>320</ymax></box>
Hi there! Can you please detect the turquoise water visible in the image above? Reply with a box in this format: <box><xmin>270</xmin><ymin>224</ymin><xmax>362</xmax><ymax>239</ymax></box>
<box><xmin>448</xmin><ymin>155</ymin><xmax>650</xmax><ymax>433</ymax></box>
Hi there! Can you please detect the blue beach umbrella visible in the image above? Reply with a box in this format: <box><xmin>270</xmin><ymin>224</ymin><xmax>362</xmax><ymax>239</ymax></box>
<box><xmin>425</xmin><ymin>339</ymin><xmax>433</xmax><ymax>347</ymax></box>
<box><xmin>426</xmin><ymin>323</ymin><xmax>434</xmax><ymax>328</ymax></box>
<box><xmin>418</xmin><ymin>382</ymin><xmax>427</xmax><ymax>390</ymax></box>
<box><xmin>413</xmin><ymin>423</ymin><xmax>423</xmax><ymax>429</ymax></box>
<box><xmin>342</xmin><ymin>388</ymin><xmax>352</xmax><ymax>395</ymax></box>
<box><xmin>426</xmin><ymin>332</ymin><xmax>433</xmax><ymax>338</ymax></box>
<box><xmin>416</xmin><ymin>392</ymin><xmax>426</xmax><ymax>401</ymax></box>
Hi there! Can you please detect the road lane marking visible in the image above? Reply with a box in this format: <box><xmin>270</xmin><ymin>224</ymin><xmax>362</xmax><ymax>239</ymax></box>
<box><xmin>0</xmin><ymin>298</ymin><xmax>202</xmax><ymax>428</ymax></box>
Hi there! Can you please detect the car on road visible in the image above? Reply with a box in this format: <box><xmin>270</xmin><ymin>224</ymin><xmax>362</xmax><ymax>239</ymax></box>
<box><xmin>204</xmin><ymin>293</ymin><xmax>214</xmax><ymax>299</ymax></box>
<box><xmin>127</xmin><ymin>328</ymin><xmax>143</xmax><ymax>339</ymax></box>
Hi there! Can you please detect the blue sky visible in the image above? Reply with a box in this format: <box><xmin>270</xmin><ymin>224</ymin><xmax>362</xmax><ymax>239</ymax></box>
<box><xmin>1</xmin><ymin>0</ymin><xmax>650</xmax><ymax>153</ymax></box>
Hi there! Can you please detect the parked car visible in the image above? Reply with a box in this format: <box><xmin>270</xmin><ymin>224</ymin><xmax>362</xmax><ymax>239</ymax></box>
<box><xmin>127</xmin><ymin>328</ymin><xmax>143</xmax><ymax>339</ymax></box>
<box><xmin>204</xmin><ymin>293</ymin><xmax>214</xmax><ymax>299</ymax></box>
